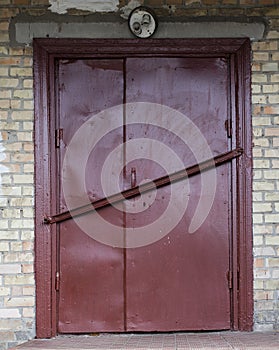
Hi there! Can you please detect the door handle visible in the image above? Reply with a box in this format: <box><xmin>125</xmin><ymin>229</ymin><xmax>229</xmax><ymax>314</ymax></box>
<box><xmin>131</xmin><ymin>167</ymin><xmax>137</xmax><ymax>188</ymax></box>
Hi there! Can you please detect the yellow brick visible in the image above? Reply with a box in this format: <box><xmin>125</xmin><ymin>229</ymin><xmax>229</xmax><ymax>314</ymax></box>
<box><xmin>4</xmin><ymin>252</ymin><xmax>33</xmax><ymax>263</ymax></box>
<box><xmin>0</xmin><ymin>231</ymin><xmax>19</xmax><ymax>240</ymax></box>
<box><xmin>23</xmin><ymin>121</ymin><xmax>33</xmax><ymax>130</ymax></box>
<box><xmin>252</xmin><ymin>84</ymin><xmax>261</xmax><ymax>93</ymax></box>
<box><xmin>0</xmin><ymin>67</ymin><xmax>8</xmax><ymax>75</ymax></box>
<box><xmin>253</xmin><ymin>214</ymin><xmax>264</xmax><ymax>223</ymax></box>
<box><xmin>269</xmin><ymin>95</ymin><xmax>279</xmax><ymax>103</ymax></box>
<box><xmin>254</xmin><ymin>246</ymin><xmax>275</xmax><ymax>256</ymax></box>
<box><xmin>10</xmin><ymin>219</ymin><xmax>34</xmax><ymax>229</ymax></box>
<box><xmin>264</xmin><ymin>149</ymin><xmax>279</xmax><ymax>157</ymax></box>
<box><xmin>265</xmin><ymin>128</ymin><xmax>279</xmax><ymax>136</ymax></box>
<box><xmin>266</xmin><ymin>236</ymin><xmax>279</xmax><ymax>245</ymax></box>
<box><xmin>22</xmin><ymin>264</ymin><xmax>34</xmax><ymax>273</ymax></box>
<box><xmin>253</xmin><ymin>41</ymin><xmax>278</xmax><ymax>51</ymax></box>
<box><xmin>17</xmin><ymin>132</ymin><xmax>33</xmax><ymax>141</ymax></box>
<box><xmin>254</xmin><ymin>235</ymin><xmax>263</xmax><ymax>246</ymax></box>
<box><xmin>254</xmin><ymin>279</ymin><xmax>264</xmax><ymax>289</ymax></box>
<box><xmin>253</xmin><ymin>52</ymin><xmax>269</xmax><ymax>61</ymax></box>
<box><xmin>272</xmin><ymin>52</ymin><xmax>279</xmax><ymax>60</ymax></box>
<box><xmin>265</xmin><ymin>214</ymin><xmax>279</xmax><ymax>223</ymax></box>
<box><xmin>0</xmin><ymin>78</ymin><xmax>19</xmax><ymax>87</ymax></box>
<box><xmin>4</xmin><ymin>275</ymin><xmax>34</xmax><ymax>286</ymax></box>
<box><xmin>262</xmin><ymin>62</ymin><xmax>278</xmax><ymax>72</ymax></box>
<box><xmin>252</xmin><ymin>74</ymin><xmax>268</xmax><ymax>83</ymax></box>
<box><xmin>23</xmin><ymin>57</ymin><xmax>33</xmax><ymax>67</ymax></box>
<box><xmin>24</xmin><ymin>164</ymin><xmax>34</xmax><ymax>172</ymax></box>
<box><xmin>253</xmin><ymin>192</ymin><xmax>263</xmax><ymax>201</ymax></box>
<box><xmin>10</xmin><ymin>197</ymin><xmax>33</xmax><ymax>206</ymax></box>
<box><xmin>2</xmin><ymin>208</ymin><xmax>21</xmax><ymax>218</ymax></box>
<box><xmin>252</xmin><ymin>63</ymin><xmax>261</xmax><ymax>72</ymax></box>
<box><xmin>252</xmin><ymin>95</ymin><xmax>267</xmax><ymax>104</ymax></box>
<box><xmin>13</xmin><ymin>174</ymin><xmax>34</xmax><ymax>184</ymax></box>
<box><xmin>11</xmin><ymin>100</ymin><xmax>21</xmax><ymax>109</ymax></box>
<box><xmin>0</xmin><ymin>46</ymin><xmax>8</xmax><ymax>54</ymax></box>
<box><xmin>21</xmin><ymin>231</ymin><xmax>33</xmax><ymax>240</ymax></box>
<box><xmin>12</xmin><ymin>111</ymin><xmax>33</xmax><ymax>120</ymax></box>
<box><xmin>10</xmin><ymin>68</ymin><xmax>33</xmax><ymax>77</ymax></box>
<box><xmin>9</xmin><ymin>47</ymin><xmax>24</xmax><ymax>56</ymax></box>
<box><xmin>253</xmin><ymin>138</ymin><xmax>269</xmax><ymax>147</ymax></box>
<box><xmin>22</xmin><ymin>308</ymin><xmax>35</xmax><ymax>318</ymax></box>
<box><xmin>23</xmin><ymin>79</ymin><xmax>33</xmax><ymax>88</ymax></box>
<box><xmin>271</xmin><ymin>74</ymin><xmax>279</xmax><ymax>82</ymax></box>
<box><xmin>253</xmin><ymin>181</ymin><xmax>275</xmax><ymax>190</ymax></box>
<box><xmin>0</xmin><ymin>320</ymin><xmax>22</xmax><ymax>330</ymax></box>
<box><xmin>254</xmin><ymin>291</ymin><xmax>273</xmax><ymax>300</ymax></box>
<box><xmin>0</xmin><ymin>264</ymin><xmax>21</xmax><ymax>274</ymax></box>
<box><xmin>0</xmin><ymin>90</ymin><xmax>11</xmax><ymax>98</ymax></box>
<box><xmin>11</xmin><ymin>285</ymin><xmax>22</xmax><ymax>296</ymax></box>
<box><xmin>0</xmin><ymin>220</ymin><xmax>9</xmax><ymax>229</ymax></box>
<box><xmin>253</xmin><ymin>148</ymin><xmax>262</xmax><ymax>157</ymax></box>
<box><xmin>264</xmin><ymin>169</ymin><xmax>279</xmax><ymax>179</ymax></box>
<box><xmin>23</xmin><ymin>241</ymin><xmax>33</xmax><ymax>251</ymax></box>
<box><xmin>0</xmin><ymin>287</ymin><xmax>11</xmax><ymax>296</ymax></box>
<box><xmin>264</xmin><ymin>106</ymin><xmax>279</xmax><ymax>114</ymax></box>
<box><xmin>0</xmin><ymin>308</ymin><xmax>21</xmax><ymax>318</ymax></box>
<box><xmin>0</xmin><ymin>100</ymin><xmax>11</xmax><ymax>108</ymax></box>
<box><xmin>266</xmin><ymin>192</ymin><xmax>279</xmax><ymax>201</ymax></box>
<box><xmin>272</xmin><ymin>159</ymin><xmax>279</xmax><ymax>168</ymax></box>
<box><xmin>12</xmin><ymin>153</ymin><xmax>34</xmax><ymax>162</ymax></box>
<box><xmin>0</xmin><ymin>32</ymin><xmax>9</xmax><ymax>42</ymax></box>
<box><xmin>10</xmin><ymin>242</ymin><xmax>23</xmax><ymax>251</ymax></box>
<box><xmin>0</xmin><ymin>243</ymin><xmax>9</xmax><ymax>251</ymax></box>
<box><xmin>263</xmin><ymin>84</ymin><xmax>279</xmax><ymax>93</ymax></box>
<box><xmin>23</xmin><ymin>100</ymin><xmax>34</xmax><ymax>109</ymax></box>
<box><xmin>4</xmin><ymin>296</ymin><xmax>34</xmax><ymax>307</ymax></box>
<box><xmin>22</xmin><ymin>186</ymin><xmax>34</xmax><ymax>196</ymax></box>
<box><xmin>13</xmin><ymin>90</ymin><xmax>33</xmax><ymax>99</ymax></box>
<box><xmin>23</xmin><ymin>286</ymin><xmax>35</xmax><ymax>296</ymax></box>
<box><xmin>253</xmin><ymin>203</ymin><xmax>272</xmax><ymax>212</ymax></box>
<box><xmin>0</xmin><ymin>122</ymin><xmax>20</xmax><ymax>130</ymax></box>
<box><xmin>254</xmin><ymin>225</ymin><xmax>273</xmax><ymax>234</ymax></box>
<box><xmin>254</xmin><ymin>269</ymin><xmax>271</xmax><ymax>279</ymax></box>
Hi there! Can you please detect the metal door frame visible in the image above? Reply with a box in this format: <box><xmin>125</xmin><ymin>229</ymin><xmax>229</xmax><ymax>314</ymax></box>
<box><xmin>33</xmin><ymin>38</ymin><xmax>253</xmax><ymax>337</ymax></box>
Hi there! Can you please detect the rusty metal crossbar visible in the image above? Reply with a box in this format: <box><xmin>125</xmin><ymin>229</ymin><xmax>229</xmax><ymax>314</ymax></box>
<box><xmin>44</xmin><ymin>148</ymin><xmax>243</xmax><ymax>225</ymax></box>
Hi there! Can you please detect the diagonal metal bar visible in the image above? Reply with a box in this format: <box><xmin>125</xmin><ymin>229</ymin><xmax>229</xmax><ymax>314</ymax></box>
<box><xmin>44</xmin><ymin>148</ymin><xmax>243</xmax><ymax>225</ymax></box>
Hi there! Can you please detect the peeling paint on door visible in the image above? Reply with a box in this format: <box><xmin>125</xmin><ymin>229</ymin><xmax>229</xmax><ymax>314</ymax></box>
<box><xmin>49</xmin><ymin>0</ymin><xmax>119</xmax><ymax>14</ymax></box>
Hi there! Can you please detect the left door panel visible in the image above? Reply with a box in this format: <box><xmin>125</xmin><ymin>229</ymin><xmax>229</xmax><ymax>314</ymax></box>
<box><xmin>57</xmin><ymin>59</ymin><xmax>125</xmax><ymax>332</ymax></box>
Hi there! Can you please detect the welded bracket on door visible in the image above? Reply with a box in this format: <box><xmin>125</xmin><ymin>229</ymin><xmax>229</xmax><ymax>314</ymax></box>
<box><xmin>44</xmin><ymin>148</ymin><xmax>243</xmax><ymax>225</ymax></box>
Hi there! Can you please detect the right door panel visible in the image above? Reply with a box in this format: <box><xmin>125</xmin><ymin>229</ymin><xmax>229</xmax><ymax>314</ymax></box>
<box><xmin>125</xmin><ymin>57</ymin><xmax>231</xmax><ymax>331</ymax></box>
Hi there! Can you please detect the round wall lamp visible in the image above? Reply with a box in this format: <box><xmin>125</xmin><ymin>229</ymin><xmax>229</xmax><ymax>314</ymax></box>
<box><xmin>128</xmin><ymin>6</ymin><xmax>158</xmax><ymax>38</ymax></box>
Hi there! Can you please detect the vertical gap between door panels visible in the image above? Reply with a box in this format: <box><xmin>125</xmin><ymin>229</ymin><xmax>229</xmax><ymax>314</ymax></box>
<box><xmin>123</xmin><ymin>57</ymin><xmax>127</xmax><ymax>331</ymax></box>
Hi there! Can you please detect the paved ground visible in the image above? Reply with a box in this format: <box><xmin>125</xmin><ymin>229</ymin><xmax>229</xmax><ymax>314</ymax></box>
<box><xmin>9</xmin><ymin>332</ymin><xmax>279</xmax><ymax>350</ymax></box>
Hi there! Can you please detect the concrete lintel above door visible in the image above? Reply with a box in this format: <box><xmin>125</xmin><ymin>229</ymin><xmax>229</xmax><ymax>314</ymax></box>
<box><xmin>13</xmin><ymin>20</ymin><xmax>265</xmax><ymax>45</ymax></box>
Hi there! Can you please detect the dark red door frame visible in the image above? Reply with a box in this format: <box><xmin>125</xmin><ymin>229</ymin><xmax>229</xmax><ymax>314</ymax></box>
<box><xmin>33</xmin><ymin>38</ymin><xmax>253</xmax><ymax>337</ymax></box>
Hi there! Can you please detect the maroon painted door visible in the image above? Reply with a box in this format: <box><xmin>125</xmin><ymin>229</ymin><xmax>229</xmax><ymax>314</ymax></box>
<box><xmin>57</xmin><ymin>57</ymin><xmax>232</xmax><ymax>332</ymax></box>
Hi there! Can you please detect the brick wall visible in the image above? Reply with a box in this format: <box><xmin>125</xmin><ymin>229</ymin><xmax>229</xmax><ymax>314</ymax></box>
<box><xmin>0</xmin><ymin>0</ymin><xmax>279</xmax><ymax>349</ymax></box>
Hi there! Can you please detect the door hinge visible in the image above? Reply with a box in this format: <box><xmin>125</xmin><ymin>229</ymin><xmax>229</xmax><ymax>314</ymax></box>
<box><xmin>227</xmin><ymin>270</ymin><xmax>233</xmax><ymax>289</ymax></box>
<box><xmin>55</xmin><ymin>271</ymin><xmax>60</xmax><ymax>291</ymax></box>
<box><xmin>55</xmin><ymin>128</ymin><xmax>63</xmax><ymax>148</ymax></box>
<box><xmin>225</xmin><ymin>119</ymin><xmax>232</xmax><ymax>138</ymax></box>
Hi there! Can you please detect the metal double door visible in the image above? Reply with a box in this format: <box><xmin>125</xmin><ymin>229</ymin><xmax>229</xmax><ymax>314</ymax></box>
<box><xmin>56</xmin><ymin>57</ymin><xmax>232</xmax><ymax>332</ymax></box>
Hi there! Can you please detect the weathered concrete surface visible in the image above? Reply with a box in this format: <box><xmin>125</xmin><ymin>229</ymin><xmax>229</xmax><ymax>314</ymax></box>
<box><xmin>48</xmin><ymin>0</ymin><xmax>119</xmax><ymax>14</ymax></box>
<box><xmin>14</xmin><ymin>20</ymin><xmax>265</xmax><ymax>44</ymax></box>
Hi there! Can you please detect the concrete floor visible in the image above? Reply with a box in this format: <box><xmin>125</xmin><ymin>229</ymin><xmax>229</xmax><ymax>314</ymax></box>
<box><xmin>9</xmin><ymin>332</ymin><xmax>279</xmax><ymax>350</ymax></box>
